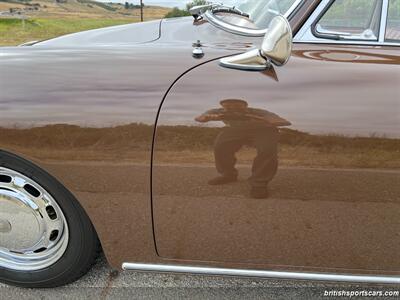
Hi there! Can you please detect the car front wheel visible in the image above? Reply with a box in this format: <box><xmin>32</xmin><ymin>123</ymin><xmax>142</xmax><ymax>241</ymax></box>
<box><xmin>0</xmin><ymin>150</ymin><xmax>100</xmax><ymax>288</ymax></box>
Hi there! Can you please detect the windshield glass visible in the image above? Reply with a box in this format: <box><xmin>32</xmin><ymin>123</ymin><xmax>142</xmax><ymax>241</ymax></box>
<box><xmin>224</xmin><ymin>0</ymin><xmax>298</xmax><ymax>29</ymax></box>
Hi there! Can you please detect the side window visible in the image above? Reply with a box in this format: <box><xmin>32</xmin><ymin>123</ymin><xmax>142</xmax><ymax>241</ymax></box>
<box><xmin>386</xmin><ymin>0</ymin><xmax>400</xmax><ymax>42</ymax></box>
<box><xmin>314</xmin><ymin>0</ymin><xmax>382</xmax><ymax>41</ymax></box>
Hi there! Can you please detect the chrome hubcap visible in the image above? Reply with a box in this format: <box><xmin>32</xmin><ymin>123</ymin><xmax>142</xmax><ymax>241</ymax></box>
<box><xmin>0</xmin><ymin>167</ymin><xmax>69</xmax><ymax>271</ymax></box>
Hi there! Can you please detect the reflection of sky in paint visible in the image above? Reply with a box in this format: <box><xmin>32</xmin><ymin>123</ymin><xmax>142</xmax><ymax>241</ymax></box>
<box><xmin>157</xmin><ymin>58</ymin><xmax>400</xmax><ymax>138</ymax></box>
<box><xmin>0</xmin><ymin>48</ymin><xmax>399</xmax><ymax>138</ymax></box>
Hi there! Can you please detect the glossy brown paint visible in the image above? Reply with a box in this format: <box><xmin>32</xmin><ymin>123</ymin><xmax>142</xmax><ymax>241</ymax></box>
<box><xmin>0</xmin><ymin>50</ymin><xmax>224</xmax><ymax>269</ymax></box>
<box><xmin>0</xmin><ymin>18</ymin><xmax>260</xmax><ymax>268</ymax></box>
<box><xmin>152</xmin><ymin>43</ymin><xmax>400</xmax><ymax>275</ymax></box>
<box><xmin>0</xmin><ymin>1</ymin><xmax>399</xmax><ymax>276</ymax></box>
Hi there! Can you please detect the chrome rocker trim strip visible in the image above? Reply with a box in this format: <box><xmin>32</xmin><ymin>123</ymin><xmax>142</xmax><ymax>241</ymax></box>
<box><xmin>122</xmin><ymin>263</ymin><xmax>400</xmax><ymax>284</ymax></box>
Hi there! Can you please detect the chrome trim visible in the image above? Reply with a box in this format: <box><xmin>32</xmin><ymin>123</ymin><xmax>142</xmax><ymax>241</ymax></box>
<box><xmin>294</xmin><ymin>40</ymin><xmax>400</xmax><ymax>47</ymax></box>
<box><xmin>294</xmin><ymin>0</ymin><xmax>400</xmax><ymax>47</ymax></box>
<box><xmin>204</xmin><ymin>0</ymin><xmax>303</xmax><ymax>37</ymax></box>
<box><xmin>260</xmin><ymin>15</ymin><xmax>293</xmax><ymax>66</ymax></box>
<box><xmin>379</xmin><ymin>0</ymin><xmax>389</xmax><ymax>43</ymax></box>
<box><xmin>294</xmin><ymin>0</ymin><xmax>329</xmax><ymax>40</ymax></box>
<box><xmin>219</xmin><ymin>49</ymin><xmax>269</xmax><ymax>71</ymax></box>
<box><xmin>122</xmin><ymin>263</ymin><xmax>400</xmax><ymax>284</ymax></box>
<box><xmin>285</xmin><ymin>0</ymin><xmax>304</xmax><ymax>18</ymax></box>
<box><xmin>219</xmin><ymin>15</ymin><xmax>293</xmax><ymax>71</ymax></box>
<box><xmin>189</xmin><ymin>3</ymin><xmax>218</xmax><ymax>18</ymax></box>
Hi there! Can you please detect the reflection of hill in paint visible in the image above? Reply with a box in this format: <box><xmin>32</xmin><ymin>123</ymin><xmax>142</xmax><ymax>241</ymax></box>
<box><xmin>1</xmin><ymin>123</ymin><xmax>399</xmax><ymax>150</ymax></box>
<box><xmin>1</xmin><ymin>124</ymin><xmax>399</xmax><ymax>168</ymax></box>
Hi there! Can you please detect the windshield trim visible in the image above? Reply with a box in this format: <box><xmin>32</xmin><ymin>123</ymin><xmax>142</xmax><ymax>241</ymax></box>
<box><xmin>204</xmin><ymin>0</ymin><xmax>304</xmax><ymax>37</ymax></box>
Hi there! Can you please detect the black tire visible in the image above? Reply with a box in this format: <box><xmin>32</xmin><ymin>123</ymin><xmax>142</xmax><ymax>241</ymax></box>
<box><xmin>0</xmin><ymin>150</ymin><xmax>101</xmax><ymax>288</ymax></box>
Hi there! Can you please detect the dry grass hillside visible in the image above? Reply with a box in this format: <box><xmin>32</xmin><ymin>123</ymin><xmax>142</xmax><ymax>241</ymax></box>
<box><xmin>0</xmin><ymin>0</ymin><xmax>171</xmax><ymax>45</ymax></box>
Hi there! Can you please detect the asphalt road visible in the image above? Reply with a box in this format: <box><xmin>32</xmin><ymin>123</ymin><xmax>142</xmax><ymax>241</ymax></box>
<box><xmin>0</xmin><ymin>255</ymin><xmax>399</xmax><ymax>299</ymax></box>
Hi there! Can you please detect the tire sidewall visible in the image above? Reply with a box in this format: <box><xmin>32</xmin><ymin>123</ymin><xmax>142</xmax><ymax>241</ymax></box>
<box><xmin>0</xmin><ymin>150</ymin><xmax>98</xmax><ymax>288</ymax></box>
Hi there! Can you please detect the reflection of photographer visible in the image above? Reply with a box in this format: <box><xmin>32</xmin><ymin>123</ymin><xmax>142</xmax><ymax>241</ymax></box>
<box><xmin>195</xmin><ymin>99</ymin><xmax>291</xmax><ymax>199</ymax></box>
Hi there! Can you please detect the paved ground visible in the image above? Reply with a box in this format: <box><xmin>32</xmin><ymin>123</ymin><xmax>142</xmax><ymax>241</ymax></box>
<box><xmin>1</xmin><ymin>255</ymin><xmax>400</xmax><ymax>299</ymax></box>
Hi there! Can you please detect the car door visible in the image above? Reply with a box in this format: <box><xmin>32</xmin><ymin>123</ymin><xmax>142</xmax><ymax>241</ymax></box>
<box><xmin>152</xmin><ymin>0</ymin><xmax>400</xmax><ymax>275</ymax></box>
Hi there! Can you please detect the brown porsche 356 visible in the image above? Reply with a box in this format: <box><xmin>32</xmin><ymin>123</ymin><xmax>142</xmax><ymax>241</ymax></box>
<box><xmin>0</xmin><ymin>0</ymin><xmax>399</xmax><ymax>288</ymax></box>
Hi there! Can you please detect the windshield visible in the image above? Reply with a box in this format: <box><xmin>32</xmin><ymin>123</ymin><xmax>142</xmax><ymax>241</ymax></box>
<box><xmin>225</xmin><ymin>0</ymin><xmax>299</xmax><ymax>29</ymax></box>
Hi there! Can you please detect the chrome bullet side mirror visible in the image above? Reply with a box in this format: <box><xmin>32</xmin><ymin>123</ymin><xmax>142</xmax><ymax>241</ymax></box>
<box><xmin>219</xmin><ymin>15</ymin><xmax>293</xmax><ymax>71</ymax></box>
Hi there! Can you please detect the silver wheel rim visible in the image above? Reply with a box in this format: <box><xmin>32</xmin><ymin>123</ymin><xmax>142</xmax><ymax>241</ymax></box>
<box><xmin>0</xmin><ymin>167</ymin><xmax>69</xmax><ymax>271</ymax></box>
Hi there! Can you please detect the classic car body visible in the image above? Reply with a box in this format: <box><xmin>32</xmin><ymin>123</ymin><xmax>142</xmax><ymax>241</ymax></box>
<box><xmin>0</xmin><ymin>0</ymin><xmax>399</xmax><ymax>287</ymax></box>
